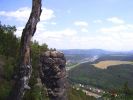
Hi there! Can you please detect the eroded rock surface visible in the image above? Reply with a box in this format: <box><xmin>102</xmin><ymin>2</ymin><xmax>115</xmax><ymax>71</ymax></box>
<box><xmin>40</xmin><ymin>50</ymin><xmax>67</xmax><ymax>100</ymax></box>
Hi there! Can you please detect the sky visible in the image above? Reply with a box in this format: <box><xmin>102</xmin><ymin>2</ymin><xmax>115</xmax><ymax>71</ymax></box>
<box><xmin>0</xmin><ymin>0</ymin><xmax>133</xmax><ymax>51</ymax></box>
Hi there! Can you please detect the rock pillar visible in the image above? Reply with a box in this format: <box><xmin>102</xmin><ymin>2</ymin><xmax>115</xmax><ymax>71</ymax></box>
<box><xmin>39</xmin><ymin>50</ymin><xmax>67</xmax><ymax>100</ymax></box>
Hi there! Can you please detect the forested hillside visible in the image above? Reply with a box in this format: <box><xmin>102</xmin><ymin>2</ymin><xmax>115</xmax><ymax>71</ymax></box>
<box><xmin>0</xmin><ymin>23</ymin><xmax>48</xmax><ymax>100</ymax></box>
<box><xmin>69</xmin><ymin>63</ymin><xmax>133</xmax><ymax>89</ymax></box>
<box><xmin>68</xmin><ymin>54</ymin><xmax>133</xmax><ymax>99</ymax></box>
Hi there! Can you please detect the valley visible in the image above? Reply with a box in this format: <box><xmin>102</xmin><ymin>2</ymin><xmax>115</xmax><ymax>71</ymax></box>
<box><xmin>64</xmin><ymin>49</ymin><xmax>133</xmax><ymax>99</ymax></box>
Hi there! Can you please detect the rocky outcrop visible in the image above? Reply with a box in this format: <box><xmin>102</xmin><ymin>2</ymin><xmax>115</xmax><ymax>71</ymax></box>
<box><xmin>40</xmin><ymin>50</ymin><xmax>67</xmax><ymax>100</ymax></box>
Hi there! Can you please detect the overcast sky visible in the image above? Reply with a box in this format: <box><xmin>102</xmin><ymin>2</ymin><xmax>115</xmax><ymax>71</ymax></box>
<box><xmin>0</xmin><ymin>0</ymin><xmax>133</xmax><ymax>51</ymax></box>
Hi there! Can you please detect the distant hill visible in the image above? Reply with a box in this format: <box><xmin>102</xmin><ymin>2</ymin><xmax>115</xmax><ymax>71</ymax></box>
<box><xmin>95</xmin><ymin>54</ymin><xmax>133</xmax><ymax>62</ymax></box>
<box><xmin>61</xmin><ymin>49</ymin><xmax>133</xmax><ymax>56</ymax></box>
<box><xmin>63</xmin><ymin>49</ymin><xmax>133</xmax><ymax>67</ymax></box>
<box><xmin>61</xmin><ymin>49</ymin><xmax>111</xmax><ymax>56</ymax></box>
<box><xmin>69</xmin><ymin>62</ymin><xmax>133</xmax><ymax>90</ymax></box>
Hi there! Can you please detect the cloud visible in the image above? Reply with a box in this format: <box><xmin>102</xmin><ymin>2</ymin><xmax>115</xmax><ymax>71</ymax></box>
<box><xmin>98</xmin><ymin>23</ymin><xmax>133</xmax><ymax>34</ymax></box>
<box><xmin>2</xmin><ymin>7</ymin><xmax>133</xmax><ymax>51</ymax></box>
<box><xmin>107</xmin><ymin>17</ymin><xmax>124</xmax><ymax>24</ymax></box>
<box><xmin>15</xmin><ymin>22</ymin><xmax>133</xmax><ymax>51</ymax></box>
<box><xmin>51</xmin><ymin>22</ymin><xmax>57</xmax><ymax>25</ymax></box>
<box><xmin>93</xmin><ymin>19</ymin><xmax>103</xmax><ymax>24</ymax></box>
<box><xmin>74</xmin><ymin>21</ymin><xmax>88</xmax><ymax>27</ymax></box>
<box><xmin>42</xmin><ymin>34</ymin><xmax>127</xmax><ymax>51</ymax></box>
<box><xmin>65</xmin><ymin>30</ymin><xmax>133</xmax><ymax>51</ymax></box>
<box><xmin>0</xmin><ymin>7</ymin><xmax>55</xmax><ymax>22</ymax></box>
<box><xmin>15</xmin><ymin>26</ymin><xmax>24</xmax><ymax>37</ymax></box>
<box><xmin>32</xmin><ymin>28</ymin><xmax>78</xmax><ymax>48</ymax></box>
<box><xmin>81</xmin><ymin>28</ymin><xmax>89</xmax><ymax>32</ymax></box>
<box><xmin>99</xmin><ymin>25</ymin><xmax>128</xmax><ymax>33</ymax></box>
<box><xmin>15</xmin><ymin>25</ymin><xmax>77</xmax><ymax>43</ymax></box>
<box><xmin>98</xmin><ymin>24</ymin><xmax>133</xmax><ymax>38</ymax></box>
<box><xmin>34</xmin><ymin>28</ymin><xmax>77</xmax><ymax>39</ymax></box>
<box><xmin>96</xmin><ymin>23</ymin><xmax>133</xmax><ymax>51</ymax></box>
<box><xmin>34</xmin><ymin>24</ymin><xmax>132</xmax><ymax>51</ymax></box>
<box><xmin>68</xmin><ymin>36</ymin><xmax>123</xmax><ymax>50</ymax></box>
<box><xmin>0</xmin><ymin>7</ymin><xmax>30</xmax><ymax>21</ymax></box>
<box><xmin>41</xmin><ymin>8</ymin><xmax>55</xmax><ymax>21</ymax></box>
<box><xmin>74</xmin><ymin>21</ymin><xmax>89</xmax><ymax>33</ymax></box>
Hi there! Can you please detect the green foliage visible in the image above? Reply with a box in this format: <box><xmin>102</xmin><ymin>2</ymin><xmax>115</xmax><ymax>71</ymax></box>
<box><xmin>0</xmin><ymin>23</ymin><xmax>19</xmax><ymax>59</ymax></box>
<box><xmin>0</xmin><ymin>80</ymin><xmax>12</xmax><ymax>100</ymax></box>
<box><xmin>3</xmin><ymin>58</ymin><xmax>15</xmax><ymax>80</ymax></box>
<box><xmin>23</xmin><ymin>86</ymin><xmax>49</xmax><ymax>100</ymax></box>
<box><xmin>0</xmin><ymin>56</ymin><xmax>16</xmax><ymax>99</ymax></box>
<box><xmin>102</xmin><ymin>83</ymin><xmax>133</xmax><ymax>100</ymax></box>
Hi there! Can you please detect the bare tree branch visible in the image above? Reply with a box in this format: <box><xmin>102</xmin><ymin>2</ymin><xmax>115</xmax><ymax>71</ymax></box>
<box><xmin>9</xmin><ymin>0</ymin><xmax>42</xmax><ymax>100</ymax></box>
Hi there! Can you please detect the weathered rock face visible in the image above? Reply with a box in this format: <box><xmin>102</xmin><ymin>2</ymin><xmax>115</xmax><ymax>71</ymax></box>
<box><xmin>40</xmin><ymin>50</ymin><xmax>67</xmax><ymax>100</ymax></box>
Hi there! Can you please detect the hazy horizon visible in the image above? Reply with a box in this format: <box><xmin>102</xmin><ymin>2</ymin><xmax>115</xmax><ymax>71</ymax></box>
<box><xmin>59</xmin><ymin>48</ymin><xmax>133</xmax><ymax>52</ymax></box>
